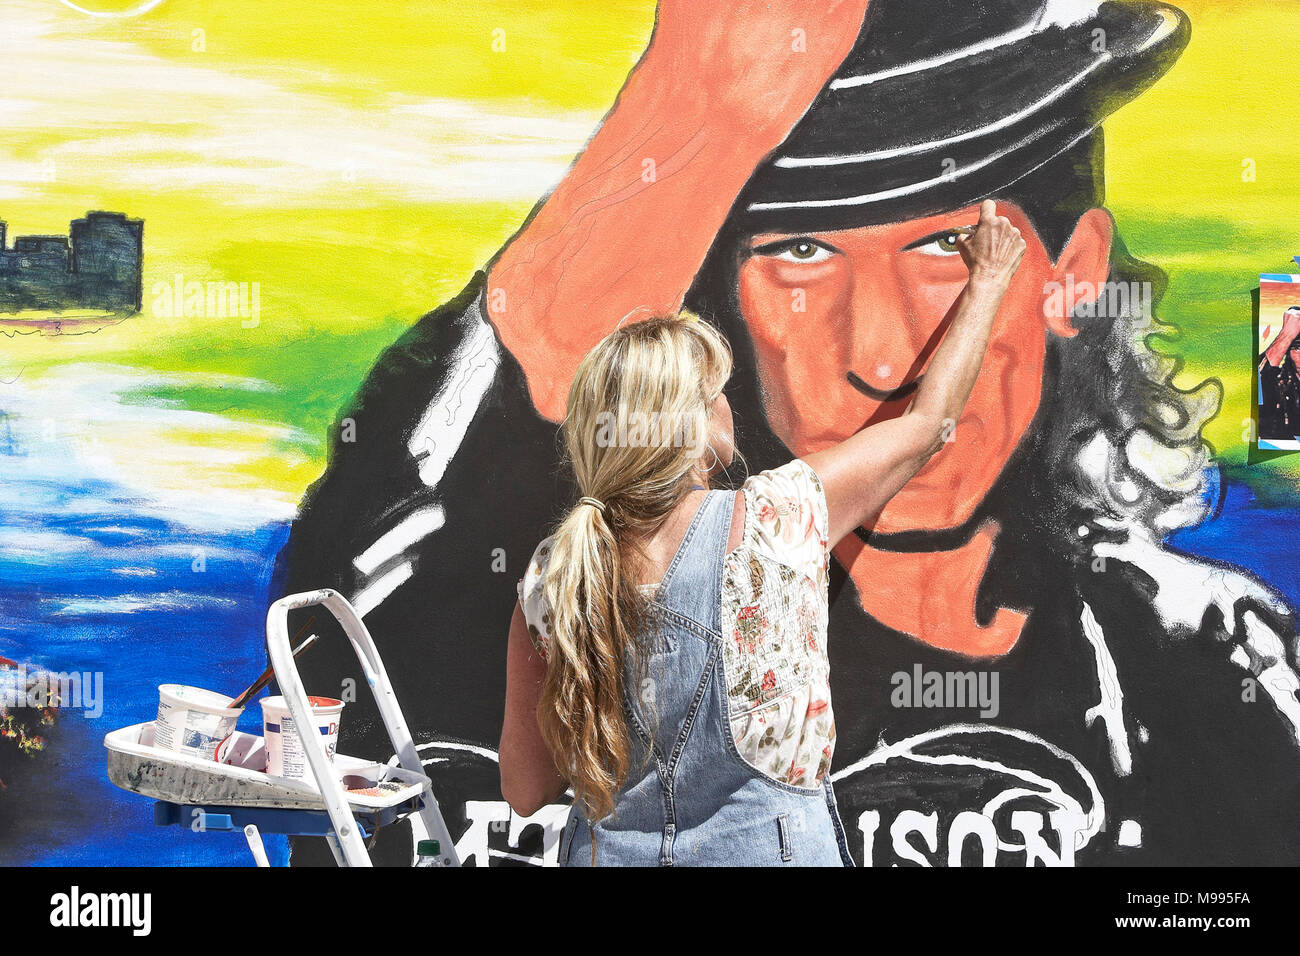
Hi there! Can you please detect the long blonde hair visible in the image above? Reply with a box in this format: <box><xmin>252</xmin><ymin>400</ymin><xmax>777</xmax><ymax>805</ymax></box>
<box><xmin>538</xmin><ymin>314</ymin><xmax>734</xmax><ymax>825</ymax></box>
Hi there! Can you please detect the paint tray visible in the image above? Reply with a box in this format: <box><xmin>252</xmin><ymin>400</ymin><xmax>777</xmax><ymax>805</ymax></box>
<box><xmin>105</xmin><ymin>720</ymin><xmax>429</xmax><ymax>812</ymax></box>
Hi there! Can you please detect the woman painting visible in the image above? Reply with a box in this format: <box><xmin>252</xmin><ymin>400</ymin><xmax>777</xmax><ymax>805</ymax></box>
<box><xmin>498</xmin><ymin>202</ymin><xmax>1026</xmax><ymax>865</ymax></box>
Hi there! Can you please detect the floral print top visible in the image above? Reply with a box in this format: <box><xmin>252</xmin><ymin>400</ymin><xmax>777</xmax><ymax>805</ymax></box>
<box><xmin>516</xmin><ymin>459</ymin><xmax>835</xmax><ymax>790</ymax></box>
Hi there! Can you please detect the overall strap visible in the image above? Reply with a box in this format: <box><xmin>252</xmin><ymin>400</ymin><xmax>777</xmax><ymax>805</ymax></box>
<box><xmin>654</xmin><ymin>489</ymin><xmax>736</xmax><ymax>637</ymax></box>
<box><xmin>654</xmin><ymin>491</ymin><xmax>719</xmax><ymax>596</ymax></box>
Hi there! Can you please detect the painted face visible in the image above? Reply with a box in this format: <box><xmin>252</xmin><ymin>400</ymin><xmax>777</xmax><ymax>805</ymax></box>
<box><xmin>737</xmin><ymin>201</ymin><xmax>1084</xmax><ymax>535</ymax></box>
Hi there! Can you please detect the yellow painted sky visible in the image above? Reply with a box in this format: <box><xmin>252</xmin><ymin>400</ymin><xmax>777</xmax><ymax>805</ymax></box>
<box><xmin>2</xmin><ymin>0</ymin><xmax>1298</xmax><ymax>516</ymax></box>
<box><xmin>1108</xmin><ymin>0</ymin><xmax>1300</xmax><ymax>234</ymax></box>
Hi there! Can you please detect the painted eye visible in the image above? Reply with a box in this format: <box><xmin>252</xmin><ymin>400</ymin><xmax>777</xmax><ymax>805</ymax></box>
<box><xmin>914</xmin><ymin>233</ymin><xmax>964</xmax><ymax>258</ymax></box>
<box><xmin>767</xmin><ymin>240</ymin><xmax>835</xmax><ymax>264</ymax></box>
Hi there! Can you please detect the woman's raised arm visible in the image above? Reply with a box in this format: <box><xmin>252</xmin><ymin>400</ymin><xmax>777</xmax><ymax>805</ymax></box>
<box><xmin>485</xmin><ymin>0</ymin><xmax>872</xmax><ymax>423</ymax></box>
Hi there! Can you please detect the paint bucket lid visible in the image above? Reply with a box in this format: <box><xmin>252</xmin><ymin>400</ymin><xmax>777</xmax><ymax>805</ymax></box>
<box><xmin>259</xmin><ymin>695</ymin><xmax>343</xmax><ymax>716</ymax></box>
<box><xmin>158</xmin><ymin>683</ymin><xmax>242</xmax><ymax>716</ymax></box>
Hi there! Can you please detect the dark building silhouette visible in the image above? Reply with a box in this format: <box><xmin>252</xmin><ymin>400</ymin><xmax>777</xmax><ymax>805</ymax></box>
<box><xmin>0</xmin><ymin>212</ymin><xmax>143</xmax><ymax>313</ymax></box>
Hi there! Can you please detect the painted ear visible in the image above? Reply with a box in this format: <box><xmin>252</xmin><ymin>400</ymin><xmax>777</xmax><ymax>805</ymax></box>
<box><xmin>1042</xmin><ymin>208</ymin><xmax>1114</xmax><ymax>338</ymax></box>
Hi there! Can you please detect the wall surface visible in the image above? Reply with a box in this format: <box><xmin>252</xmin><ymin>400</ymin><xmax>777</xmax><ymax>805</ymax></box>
<box><xmin>2</xmin><ymin>0</ymin><xmax>1299</xmax><ymax>866</ymax></box>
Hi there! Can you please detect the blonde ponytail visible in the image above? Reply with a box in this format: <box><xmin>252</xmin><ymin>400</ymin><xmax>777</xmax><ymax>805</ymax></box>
<box><xmin>537</xmin><ymin>314</ymin><xmax>734</xmax><ymax>826</ymax></box>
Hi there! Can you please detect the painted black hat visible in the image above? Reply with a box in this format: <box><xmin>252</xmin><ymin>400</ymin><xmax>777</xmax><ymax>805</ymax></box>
<box><xmin>735</xmin><ymin>0</ymin><xmax>1190</xmax><ymax>233</ymax></box>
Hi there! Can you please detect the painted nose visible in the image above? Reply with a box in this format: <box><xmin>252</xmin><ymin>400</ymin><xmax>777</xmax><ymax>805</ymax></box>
<box><xmin>843</xmin><ymin>263</ymin><xmax>933</xmax><ymax>400</ymax></box>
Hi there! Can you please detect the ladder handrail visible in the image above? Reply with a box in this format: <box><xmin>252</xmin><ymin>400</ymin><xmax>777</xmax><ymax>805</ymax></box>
<box><xmin>265</xmin><ymin>588</ymin><xmax>459</xmax><ymax>866</ymax></box>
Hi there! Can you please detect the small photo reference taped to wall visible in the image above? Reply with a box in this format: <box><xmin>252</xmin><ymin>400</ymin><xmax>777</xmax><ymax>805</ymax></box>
<box><xmin>1258</xmin><ymin>263</ymin><xmax>1300</xmax><ymax>451</ymax></box>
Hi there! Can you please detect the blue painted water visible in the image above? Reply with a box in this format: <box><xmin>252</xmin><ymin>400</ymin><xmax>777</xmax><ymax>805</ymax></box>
<box><xmin>0</xmin><ymin>464</ymin><xmax>1296</xmax><ymax>866</ymax></box>
<box><xmin>1171</xmin><ymin>480</ymin><xmax>1300</xmax><ymax>600</ymax></box>
<box><xmin>0</xmin><ymin>484</ymin><xmax>290</xmax><ymax>865</ymax></box>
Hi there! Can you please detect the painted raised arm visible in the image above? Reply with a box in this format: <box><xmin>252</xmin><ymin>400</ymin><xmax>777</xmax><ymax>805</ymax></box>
<box><xmin>484</xmin><ymin>0</ymin><xmax>873</xmax><ymax>422</ymax></box>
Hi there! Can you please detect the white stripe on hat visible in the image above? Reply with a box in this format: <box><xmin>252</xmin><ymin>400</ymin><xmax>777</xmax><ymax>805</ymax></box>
<box><xmin>778</xmin><ymin>56</ymin><xmax>1108</xmax><ymax>168</ymax></box>
<box><xmin>747</xmin><ymin>122</ymin><xmax>1097</xmax><ymax>212</ymax></box>
<box><xmin>752</xmin><ymin>8</ymin><xmax>1180</xmax><ymax>213</ymax></box>
<box><xmin>830</xmin><ymin>0</ymin><xmax>1102</xmax><ymax>90</ymax></box>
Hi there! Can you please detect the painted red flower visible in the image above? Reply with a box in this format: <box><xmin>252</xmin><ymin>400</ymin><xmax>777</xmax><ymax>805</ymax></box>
<box><xmin>761</xmin><ymin>670</ymin><xmax>776</xmax><ymax>693</ymax></box>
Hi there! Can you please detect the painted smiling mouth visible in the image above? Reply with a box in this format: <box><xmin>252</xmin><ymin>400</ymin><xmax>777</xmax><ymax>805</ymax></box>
<box><xmin>846</xmin><ymin>371</ymin><xmax>923</xmax><ymax>403</ymax></box>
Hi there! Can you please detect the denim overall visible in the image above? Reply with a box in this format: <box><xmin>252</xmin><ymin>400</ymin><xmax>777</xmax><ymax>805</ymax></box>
<box><xmin>559</xmin><ymin>489</ymin><xmax>855</xmax><ymax>866</ymax></box>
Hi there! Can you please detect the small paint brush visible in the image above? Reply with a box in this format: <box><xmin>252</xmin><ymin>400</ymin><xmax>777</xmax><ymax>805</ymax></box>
<box><xmin>228</xmin><ymin>633</ymin><xmax>320</xmax><ymax>710</ymax></box>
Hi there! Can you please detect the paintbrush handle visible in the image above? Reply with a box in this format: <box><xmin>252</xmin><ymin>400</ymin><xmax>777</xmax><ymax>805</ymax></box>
<box><xmin>229</xmin><ymin>668</ymin><xmax>274</xmax><ymax>711</ymax></box>
<box><xmin>229</xmin><ymin>634</ymin><xmax>320</xmax><ymax>709</ymax></box>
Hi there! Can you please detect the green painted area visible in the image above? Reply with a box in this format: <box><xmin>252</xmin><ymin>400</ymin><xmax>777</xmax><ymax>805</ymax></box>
<box><xmin>5</xmin><ymin>0</ymin><xmax>1298</xmax><ymax>503</ymax></box>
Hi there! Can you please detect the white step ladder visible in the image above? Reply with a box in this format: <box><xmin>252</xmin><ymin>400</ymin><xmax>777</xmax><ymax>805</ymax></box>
<box><xmin>106</xmin><ymin>588</ymin><xmax>460</xmax><ymax>867</ymax></box>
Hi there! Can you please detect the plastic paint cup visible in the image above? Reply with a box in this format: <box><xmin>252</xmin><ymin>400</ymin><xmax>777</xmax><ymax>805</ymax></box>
<box><xmin>154</xmin><ymin>684</ymin><xmax>242</xmax><ymax>761</ymax></box>
<box><xmin>259</xmin><ymin>695</ymin><xmax>344</xmax><ymax>780</ymax></box>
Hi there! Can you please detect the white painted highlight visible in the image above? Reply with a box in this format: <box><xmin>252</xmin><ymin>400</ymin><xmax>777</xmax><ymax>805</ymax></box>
<box><xmin>762</xmin><ymin>8</ymin><xmax>1181</xmax><ymax>213</ymax></box>
<box><xmin>3</xmin><ymin>1</ymin><xmax>596</xmax><ymax>206</ymax></box>
<box><xmin>778</xmin><ymin>59</ymin><xmax>1106</xmax><ymax>167</ymax></box>
<box><xmin>750</xmin><ymin>124</ymin><xmax>1092</xmax><ymax>212</ymax></box>
<box><xmin>832</xmin><ymin>723</ymin><xmax>1105</xmax><ymax>852</ymax></box>
<box><xmin>346</xmin><ymin>299</ymin><xmax>499</xmax><ymax>620</ymax></box>
<box><xmin>1080</xmin><ymin>600</ymin><xmax>1133</xmax><ymax>776</ymax></box>
<box><xmin>57</xmin><ymin>0</ymin><xmax>166</xmax><ymax>18</ymax></box>
<box><xmin>830</xmin><ymin>1</ymin><xmax>1102</xmax><ymax>89</ymax></box>
<box><xmin>352</xmin><ymin>506</ymin><xmax>446</xmax><ymax>577</ymax></box>
<box><xmin>416</xmin><ymin>739</ymin><xmax>501</xmax><ymax>763</ymax></box>
<box><xmin>351</xmin><ymin>560</ymin><xmax>414</xmax><ymax>618</ymax></box>
<box><xmin>1117</xmin><ymin>818</ymin><xmax>1142</xmax><ymax>847</ymax></box>
<box><xmin>0</xmin><ymin>362</ymin><xmax>301</xmax><ymax>531</ymax></box>
<box><xmin>408</xmin><ymin>298</ymin><xmax>501</xmax><ymax>490</ymax></box>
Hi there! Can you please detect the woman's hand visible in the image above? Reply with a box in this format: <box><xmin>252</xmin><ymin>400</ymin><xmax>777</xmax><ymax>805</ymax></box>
<box><xmin>955</xmin><ymin>200</ymin><xmax>1028</xmax><ymax>289</ymax></box>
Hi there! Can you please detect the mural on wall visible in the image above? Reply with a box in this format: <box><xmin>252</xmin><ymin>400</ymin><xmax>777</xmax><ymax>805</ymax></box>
<box><xmin>3</xmin><ymin>0</ymin><xmax>1300</xmax><ymax>866</ymax></box>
